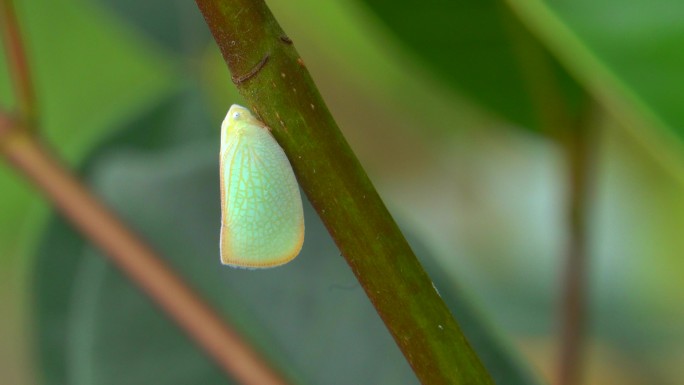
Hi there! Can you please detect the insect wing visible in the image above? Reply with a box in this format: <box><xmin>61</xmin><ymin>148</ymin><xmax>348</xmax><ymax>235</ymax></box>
<box><xmin>220</xmin><ymin>121</ymin><xmax>304</xmax><ymax>268</ymax></box>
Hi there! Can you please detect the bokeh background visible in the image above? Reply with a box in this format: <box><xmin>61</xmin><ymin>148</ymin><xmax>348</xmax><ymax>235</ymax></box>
<box><xmin>1</xmin><ymin>0</ymin><xmax>684</xmax><ymax>384</ymax></box>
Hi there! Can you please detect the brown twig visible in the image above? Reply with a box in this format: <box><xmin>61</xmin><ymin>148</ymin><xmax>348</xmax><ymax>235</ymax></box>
<box><xmin>0</xmin><ymin>114</ymin><xmax>291</xmax><ymax>385</ymax></box>
<box><xmin>0</xmin><ymin>0</ymin><xmax>38</xmax><ymax>126</ymax></box>
<box><xmin>557</xmin><ymin>113</ymin><xmax>594</xmax><ymax>385</ymax></box>
<box><xmin>503</xmin><ymin>10</ymin><xmax>594</xmax><ymax>384</ymax></box>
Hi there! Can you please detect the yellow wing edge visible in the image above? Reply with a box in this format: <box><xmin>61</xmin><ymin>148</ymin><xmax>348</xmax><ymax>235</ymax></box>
<box><xmin>219</xmin><ymin>223</ymin><xmax>305</xmax><ymax>269</ymax></box>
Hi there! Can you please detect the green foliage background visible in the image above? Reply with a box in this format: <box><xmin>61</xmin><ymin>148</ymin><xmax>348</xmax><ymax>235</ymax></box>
<box><xmin>1</xmin><ymin>0</ymin><xmax>684</xmax><ymax>384</ymax></box>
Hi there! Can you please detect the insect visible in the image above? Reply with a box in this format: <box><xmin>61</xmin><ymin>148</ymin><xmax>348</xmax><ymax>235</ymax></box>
<box><xmin>219</xmin><ymin>104</ymin><xmax>304</xmax><ymax>268</ymax></box>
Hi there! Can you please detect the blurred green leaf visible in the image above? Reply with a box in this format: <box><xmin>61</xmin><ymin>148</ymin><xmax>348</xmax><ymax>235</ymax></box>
<box><xmin>505</xmin><ymin>0</ymin><xmax>684</xmax><ymax>176</ymax></box>
<box><xmin>357</xmin><ymin>0</ymin><xmax>684</xmax><ymax>180</ymax></box>
<box><xmin>0</xmin><ymin>0</ymin><xmax>177</xmax><ymax>268</ymax></box>
<box><xmin>358</xmin><ymin>0</ymin><xmax>542</xmax><ymax>129</ymax></box>
<box><xmin>517</xmin><ymin>0</ymin><xmax>684</xmax><ymax>129</ymax></box>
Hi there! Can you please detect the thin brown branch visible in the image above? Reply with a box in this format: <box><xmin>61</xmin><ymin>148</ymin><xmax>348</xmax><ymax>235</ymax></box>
<box><xmin>502</xmin><ymin>9</ymin><xmax>595</xmax><ymax>383</ymax></box>
<box><xmin>0</xmin><ymin>0</ymin><xmax>38</xmax><ymax>127</ymax></box>
<box><xmin>557</xmin><ymin>108</ymin><xmax>595</xmax><ymax>385</ymax></box>
<box><xmin>0</xmin><ymin>113</ymin><xmax>291</xmax><ymax>385</ymax></box>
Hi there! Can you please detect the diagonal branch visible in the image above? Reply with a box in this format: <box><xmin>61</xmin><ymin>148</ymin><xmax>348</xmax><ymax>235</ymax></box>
<box><xmin>0</xmin><ymin>3</ymin><xmax>292</xmax><ymax>383</ymax></box>
<box><xmin>194</xmin><ymin>1</ymin><xmax>494</xmax><ymax>384</ymax></box>
<box><xmin>0</xmin><ymin>113</ymin><xmax>291</xmax><ymax>385</ymax></box>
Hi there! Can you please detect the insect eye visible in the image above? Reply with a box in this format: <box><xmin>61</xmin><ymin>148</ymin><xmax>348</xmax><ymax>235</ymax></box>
<box><xmin>232</xmin><ymin>112</ymin><xmax>241</xmax><ymax>120</ymax></box>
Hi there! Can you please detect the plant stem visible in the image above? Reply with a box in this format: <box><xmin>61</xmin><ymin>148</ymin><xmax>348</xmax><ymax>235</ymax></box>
<box><xmin>0</xmin><ymin>114</ymin><xmax>291</xmax><ymax>385</ymax></box>
<box><xmin>194</xmin><ymin>1</ymin><xmax>494</xmax><ymax>384</ymax></box>
<box><xmin>557</xmin><ymin>114</ymin><xmax>593</xmax><ymax>385</ymax></box>
<box><xmin>503</xmin><ymin>8</ymin><xmax>594</xmax><ymax>383</ymax></box>
<box><xmin>0</xmin><ymin>0</ymin><xmax>38</xmax><ymax>127</ymax></box>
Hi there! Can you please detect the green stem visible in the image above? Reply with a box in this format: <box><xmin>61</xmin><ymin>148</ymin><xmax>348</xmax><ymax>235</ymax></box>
<box><xmin>194</xmin><ymin>1</ymin><xmax>493</xmax><ymax>384</ymax></box>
